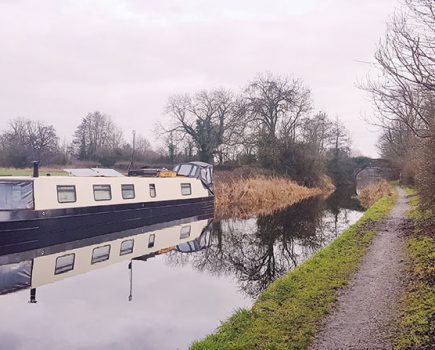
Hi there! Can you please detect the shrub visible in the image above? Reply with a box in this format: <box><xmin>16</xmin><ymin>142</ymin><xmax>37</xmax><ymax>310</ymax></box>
<box><xmin>416</xmin><ymin>121</ymin><xmax>435</xmax><ymax>211</ymax></box>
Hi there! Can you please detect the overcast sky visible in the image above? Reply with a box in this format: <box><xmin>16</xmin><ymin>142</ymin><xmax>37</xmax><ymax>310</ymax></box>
<box><xmin>0</xmin><ymin>0</ymin><xmax>400</xmax><ymax>157</ymax></box>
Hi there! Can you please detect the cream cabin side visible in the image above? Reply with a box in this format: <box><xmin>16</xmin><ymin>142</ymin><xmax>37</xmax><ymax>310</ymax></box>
<box><xmin>33</xmin><ymin>176</ymin><xmax>210</xmax><ymax>211</ymax></box>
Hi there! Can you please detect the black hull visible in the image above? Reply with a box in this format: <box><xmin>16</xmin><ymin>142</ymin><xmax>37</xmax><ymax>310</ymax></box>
<box><xmin>0</xmin><ymin>196</ymin><xmax>214</xmax><ymax>257</ymax></box>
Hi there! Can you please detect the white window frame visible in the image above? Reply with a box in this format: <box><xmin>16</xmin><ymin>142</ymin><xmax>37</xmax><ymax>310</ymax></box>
<box><xmin>55</xmin><ymin>253</ymin><xmax>75</xmax><ymax>274</ymax></box>
<box><xmin>57</xmin><ymin>185</ymin><xmax>77</xmax><ymax>203</ymax></box>
<box><xmin>91</xmin><ymin>245</ymin><xmax>111</xmax><ymax>264</ymax></box>
<box><xmin>149</xmin><ymin>184</ymin><xmax>156</xmax><ymax>198</ymax></box>
<box><xmin>93</xmin><ymin>185</ymin><xmax>112</xmax><ymax>201</ymax></box>
<box><xmin>181</xmin><ymin>183</ymin><xmax>192</xmax><ymax>196</ymax></box>
<box><xmin>121</xmin><ymin>184</ymin><xmax>135</xmax><ymax>199</ymax></box>
<box><xmin>120</xmin><ymin>239</ymin><xmax>134</xmax><ymax>255</ymax></box>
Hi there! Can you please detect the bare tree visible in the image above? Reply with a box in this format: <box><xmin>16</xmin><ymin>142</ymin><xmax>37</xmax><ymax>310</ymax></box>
<box><xmin>133</xmin><ymin>135</ymin><xmax>157</xmax><ymax>162</ymax></box>
<box><xmin>242</xmin><ymin>74</ymin><xmax>312</xmax><ymax>169</ymax></box>
<box><xmin>26</xmin><ymin>120</ymin><xmax>59</xmax><ymax>161</ymax></box>
<box><xmin>329</xmin><ymin>118</ymin><xmax>351</xmax><ymax>156</ymax></box>
<box><xmin>73</xmin><ymin>111</ymin><xmax>124</xmax><ymax>165</ymax></box>
<box><xmin>163</xmin><ymin>89</ymin><xmax>246</xmax><ymax>163</ymax></box>
<box><xmin>366</xmin><ymin>0</ymin><xmax>435</xmax><ymax>138</ymax></box>
<box><xmin>244</xmin><ymin>74</ymin><xmax>312</xmax><ymax>144</ymax></box>
<box><xmin>301</xmin><ymin>111</ymin><xmax>333</xmax><ymax>153</ymax></box>
<box><xmin>0</xmin><ymin>118</ymin><xmax>60</xmax><ymax>167</ymax></box>
<box><xmin>365</xmin><ymin>0</ymin><xmax>435</xmax><ymax>207</ymax></box>
<box><xmin>377</xmin><ymin>120</ymin><xmax>416</xmax><ymax>160</ymax></box>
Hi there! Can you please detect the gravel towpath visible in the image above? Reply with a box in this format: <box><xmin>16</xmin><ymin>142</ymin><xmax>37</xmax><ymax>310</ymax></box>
<box><xmin>309</xmin><ymin>187</ymin><xmax>409</xmax><ymax>350</ymax></box>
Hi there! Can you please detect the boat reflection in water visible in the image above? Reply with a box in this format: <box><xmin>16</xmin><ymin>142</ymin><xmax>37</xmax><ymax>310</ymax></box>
<box><xmin>0</xmin><ymin>215</ymin><xmax>213</xmax><ymax>300</ymax></box>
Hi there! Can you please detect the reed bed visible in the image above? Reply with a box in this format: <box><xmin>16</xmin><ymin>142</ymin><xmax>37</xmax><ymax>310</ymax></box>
<box><xmin>358</xmin><ymin>180</ymin><xmax>392</xmax><ymax>209</ymax></box>
<box><xmin>215</xmin><ymin>175</ymin><xmax>324</xmax><ymax>219</ymax></box>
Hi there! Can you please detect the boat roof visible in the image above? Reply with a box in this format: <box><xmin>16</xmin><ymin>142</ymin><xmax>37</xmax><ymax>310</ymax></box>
<box><xmin>187</xmin><ymin>161</ymin><xmax>212</xmax><ymax>168</ymax></box>
<box><xmin>64</xmin><ymin>168</ymin><xmax>124</xmax><ymax>177</ymax></box>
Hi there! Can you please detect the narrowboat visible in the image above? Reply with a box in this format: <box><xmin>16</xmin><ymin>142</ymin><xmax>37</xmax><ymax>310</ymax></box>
<box><xmin>0</xmin><ymin>215</ymin><xmax>213</xmax><ymax>298</ymax></box>
<box><xmin>0</xmin><ymin>161</ymin><xmax>214</xmax><ymax>256</ymax></box>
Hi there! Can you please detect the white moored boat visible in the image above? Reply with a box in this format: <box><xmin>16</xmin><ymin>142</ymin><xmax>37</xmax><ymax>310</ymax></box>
<box><xmin>0</xmin><ymin>162</ymin><xmax>214</xmax><ymax>256</ymax></box>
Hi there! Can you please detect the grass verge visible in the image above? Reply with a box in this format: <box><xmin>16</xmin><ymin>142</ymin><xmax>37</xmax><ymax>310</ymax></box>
<box><xmin>0</xmin><ymin>167</ymin><xmax>67</xmax><ymax>176</ymax></box>
<box><xmin>394</xmin><ymin>189</ymin><xmax>434</xmax><ymax>350</ymax></box>
<box><xmin>191</xmin><ymin>190</ymin><xmax>397</xmax><ymax>350</ymax></box>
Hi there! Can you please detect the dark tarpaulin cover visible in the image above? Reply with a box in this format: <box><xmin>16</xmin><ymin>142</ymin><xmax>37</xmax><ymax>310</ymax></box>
<box><xmin>0</xmin><ymin>181</ymin><xmax>33</xmax><ymax>210</ymax></box>
<box><xmin>0</xmin><ymin>261</ymin><xmax>32</xmax><ymax>295</ymax></box>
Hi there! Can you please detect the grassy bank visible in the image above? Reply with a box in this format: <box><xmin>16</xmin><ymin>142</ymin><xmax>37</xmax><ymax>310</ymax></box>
<box><xmin>191</xmin><ymin>190</ymin><xmax>397</xmax><ymax>350</ymax></box>
<box><xmin>215</xmin><ymin>171</ymin><xmax>335</xmax><ymax>219</ymax></box>
<box><xmin>0</xmin><ymin>167</ymin><xmax>67</xmax><ymax>176</ymax></box>
<box><xmin>394</xmin><ymin>189</ymin><xmax>434</xmax><ymax>350</ymax></box>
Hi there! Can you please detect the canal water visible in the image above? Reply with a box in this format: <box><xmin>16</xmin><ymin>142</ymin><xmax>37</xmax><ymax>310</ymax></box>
<box><xmin>0</xmin><ymin>190</ymin><xmax>363</xmax><ymax>350</ymax></box>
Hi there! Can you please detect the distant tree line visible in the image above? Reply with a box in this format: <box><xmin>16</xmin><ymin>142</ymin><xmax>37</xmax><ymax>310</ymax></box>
<box><xmin>161</xmin><ymin>73</ymin><xmax>355</xmax><ymax>186</ymax></box>
<box><xmin>365</xmin><ymin>0</ymin><xmax>434</xmax><ymax>210</ymax></box>
<box><xmin>0</xmin><ymin>113</ymin><xmax>158</xmax><ymax>168</ymax></box>
<box><xmin>0</xmin><ymin>118</ymin><xmax>64</xmax><ymax>168</ymax></box>
<box><xmin>0</xmin><ymin>73</ymin><xmax>360</xmax><ymax>187</ymax></box>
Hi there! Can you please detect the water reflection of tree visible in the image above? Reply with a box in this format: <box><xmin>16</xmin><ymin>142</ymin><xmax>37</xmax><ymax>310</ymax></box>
<box><xmin>326</xmin><ymin>187</ymin><xmax>362</xmax><ymax>213</ymax></box>
<box><xmin>167</xmin><ymin>191</ymin><xmax>364</xmax><ymax>298</ymax></box>
<box><xmin>168</xmin><ymin>197</ymin><xmax>347</xmax><ymax>298</ymax></box>
<box><xmin>324</xmin><ymin>187</ymin><xmax>363</xmax><ymax>238</ymax></box>
<box><xmin>233</xmin><ymin>198</ymin><xmax>326</xmax><ymax>297</ymax></box>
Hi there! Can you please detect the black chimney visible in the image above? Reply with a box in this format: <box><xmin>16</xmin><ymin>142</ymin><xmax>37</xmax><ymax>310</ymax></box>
<box><xmin>29</xmin><ymin>288</ymin><xmax>37</xmax><ymax>303</ymax></box>
<box><xmin>32</xmin><ymin>161</ymin><xmax>39</xmax><ymax>178</ymax></box>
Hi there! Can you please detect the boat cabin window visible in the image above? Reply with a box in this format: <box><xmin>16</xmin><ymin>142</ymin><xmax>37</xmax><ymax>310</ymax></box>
<box><xmin>120</xmin><ymin>239</ymin><xmax>134</xmax><ymax>255</ymax></box>
<box><xmin>122</xmin><ymin>184</ymin><xmax>135</xmax><ymax>199</ymax></box>
<box><xmin>148</xmin><ymin>234</ymin><xmax>155</xmax><ymax>248</ymax></box>
<box><xmin>55</xmin><ymin>254</ymin><xmax>75</xmax><ymax>274</ymax></box>
<box><xmin>149</xmin><ymin>184</ymin><xmax>156</xmax><ymax>198</ymax></box>
<box><xmin>91</xmin><ymin>245</ymin><xmax>111</xmax><ymax>264</ymax></box>
<box><xmin>181</xmin><ymin>183</ymin><xmax>192</xmax><ymax>196</ymax></box>
<box><xmin>0</xmin><ymin>181</ymin><xmax>33</xmax><ymax>210</ymax></box>
<box><xmin>176</xmin><ymin>164</ymin><xmax>198</xmax><ymax>177</ymax></box>
<box><xmin>180</xmin><ymin>225</ymin><xmax>191</xmax><ymax>239</ymax></box>
<box><xmin>93</xmin><ymin>185</ymin><xmax>112</xmax><ymax>201</ymax></box>
<box><xmin>57</xmin><ymin>185</ymin><xmax>76</xmax><ymax>203</ymax></box>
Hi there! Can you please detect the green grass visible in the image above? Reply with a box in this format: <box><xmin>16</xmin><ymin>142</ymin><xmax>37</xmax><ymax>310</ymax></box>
<box><xmin>0</xmin><ymin>167</ymin><xmax>67</xmax><ymax>176</ymax></box>
<box><xmin>191</xmin><ymin>191</ymin><xmax>397</xmax><ymax>350</ymax></box>
<box><xmin>404</xmin><ymin>187</ymin><xmax>419</xmax><ymax>208</ymax></box>
<box><xmin>394</xmin><ymin>191</ymin><xmax>434</xmax><ymax>350</ymax></box>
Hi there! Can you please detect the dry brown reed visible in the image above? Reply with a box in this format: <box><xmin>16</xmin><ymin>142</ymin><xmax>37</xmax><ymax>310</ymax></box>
<box><xmin>215</xmin><ymin>175</ymin><xmax>326</xmax><ymax>219</ymax></box>
<box><xmin>358</xmin><ymin>180</ymin><xmax>392</xmax><ymax>209</ymax></box>
<box><xmin>318</xmin><ymin>175</ymin><xmax>337</xmax><ymax>197</ymax></box>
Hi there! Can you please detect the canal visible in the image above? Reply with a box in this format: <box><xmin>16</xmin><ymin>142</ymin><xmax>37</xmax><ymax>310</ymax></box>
<box><xmin>0</xmin><ymin>189</ymin><xmax>363</xmax><ymax>350</ymax></box>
